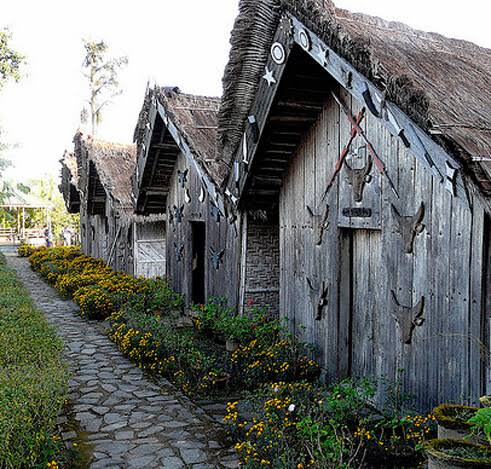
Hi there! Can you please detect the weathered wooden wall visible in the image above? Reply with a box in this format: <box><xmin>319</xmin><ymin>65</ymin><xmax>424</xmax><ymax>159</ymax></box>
<box><xmin>166</xmin><ymin>152</ymin><xmax>240</xmax><ymax>308</ymax></box>
<box><xmin>279</xmin><ymin>84</ymin><xmax>487</xmax><ymax>410</ymax></box>
<box><xmin>134</xmin><ymin>221</ymin><xmax>166</xmax><ymax>278</ymax></box>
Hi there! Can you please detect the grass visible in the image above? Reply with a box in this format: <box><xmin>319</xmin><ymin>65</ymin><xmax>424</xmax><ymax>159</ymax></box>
<box><xmin>0</xmin><ymin>253</ymin><xmax>68</xmax><ymax>469</ymax></box>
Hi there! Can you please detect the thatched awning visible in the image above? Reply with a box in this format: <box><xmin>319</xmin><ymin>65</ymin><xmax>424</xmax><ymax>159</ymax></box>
<box><xmin>133</xmin><ymin>86</ymin><xmax>221</xmax><ymax>214</ymax></box>
<box><xmin>73</xmin><ymin>132</ymin><xmax>136</xmax><ymax>215</ymax></box>
<box><xmin>217</xmin><ymin>0</ymin><xmax>491</xmax><ymax>204</ymax></box>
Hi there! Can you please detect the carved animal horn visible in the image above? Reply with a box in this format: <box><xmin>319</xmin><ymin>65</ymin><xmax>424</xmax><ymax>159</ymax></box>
<box><xmin>414</xmin><ymin>202</ymin><xmax>425</xmax><ymax>224</ymax></box>
<box><xmin>362</xmin><ymin>155</ymin><xmax>373</xmax><ymax>178</ymax></box>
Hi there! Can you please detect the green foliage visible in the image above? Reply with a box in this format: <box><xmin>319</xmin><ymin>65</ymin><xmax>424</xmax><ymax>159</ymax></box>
<box><xmin>81</xmin><ymin>39</ymin><xmax>128</xmax><ymax>134</ymax></box>
<box><xmin>468</xmin><ymin>407</ymin><xmax>491</xmax><ymax>445</ymax></box>
<box><xmin>226</xmin><ymin>378</ymin><xmax>435</xmax><ymax>468</ymax></box>
<box><xmin>129</xmin><ymin>277</ymin><xmax>184</xmax><ymax>316</ymax></box>
<box><xmin>0</xmin><ymin>254</ymin><xmax>68</xmax><ymax>469</ymax></box>
<box><xmin>0</xmin><ymin>29</ymin><xmax>24</xmax><ymax>88</ymax></box>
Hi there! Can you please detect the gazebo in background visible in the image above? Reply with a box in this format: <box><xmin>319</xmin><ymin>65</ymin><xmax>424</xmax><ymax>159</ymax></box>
<box><xmin>0</xmin><ymin>189</ymin><xmax>52</xmax><ymax>245</ymax></box>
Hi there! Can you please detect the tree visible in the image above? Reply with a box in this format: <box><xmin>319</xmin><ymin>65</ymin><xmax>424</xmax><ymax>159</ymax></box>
<box><xmin>0</xmin><ymin>29</ymin><xmax>24</xmax><ymax>89</ymax></box>
<box><xmin>81</xmin><ymin>39</ymin><xmax>128</xmax><ymax>135</ymax></box>
<box><xmin>0</xmin><ymin>29</ymin><xmax>24</xmax><ymax>202</ymax></box>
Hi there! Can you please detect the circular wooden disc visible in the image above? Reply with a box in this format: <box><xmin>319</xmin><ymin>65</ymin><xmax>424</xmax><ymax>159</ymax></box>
<box><xmin>271</xmin><ymin>42</ymin><xmax>286</xmax><ymax>64</ymax></box>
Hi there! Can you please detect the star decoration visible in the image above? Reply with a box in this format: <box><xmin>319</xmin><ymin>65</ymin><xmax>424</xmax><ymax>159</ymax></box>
<box><xmin>279</xmin><ymin>15</ymin><xmax>293</xmax><ymax>37</ymax></box>
<box><xmin>263</xmin><ymin>67</ymin><xmax>277</xmax><ymax>87</ymax></box>
<box><xmin>317</xmin><ymin>44</ymin><xmax>329</xmax><ymax>67</ymax></box>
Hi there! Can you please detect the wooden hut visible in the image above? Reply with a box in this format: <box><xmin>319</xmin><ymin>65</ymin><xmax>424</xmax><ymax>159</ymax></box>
<box><xmin>71</xmin><ymin>132</ymin><xmax>136</xmax><ymax>272</ymax></box>
<box><xmin>61</xmin><ymin>134</ymin><xmax>166</xmax><ymax>277</ymax></box>
<box><xmin>218</xmin><ymin>0</ymin><xmax>491</xmax><ymax>410</ymax></box>
<box><xmin>59</xmin><ymin>151</ymin><xmax>80</xmax><ymax>214</ymax></box>
<box><xmin>133</xmin><ymin>86</ymin><xmax>242</xmax><ymax>306</ymax></box>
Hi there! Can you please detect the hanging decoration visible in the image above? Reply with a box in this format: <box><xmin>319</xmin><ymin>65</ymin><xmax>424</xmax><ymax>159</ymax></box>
<box><xmin>174</xmin><ymin>242</ymin><xmax>184</xmax><ymax>263</ymax></box>
<box><xmin>210</xmin><ymin>203</ymin><xmax>222</xmax><ymax>223</ymax></box>
<box><xmin>248</xmin><ymin>116</ymin><xmax>260</xmax><ymax>143</ymax></box>
<box><xmin>344</xmin><ymin>154</ymin><xmax>372</xmax><ymax>203</ymax></box>
<box><xmin>242</xmin><ymin>134</ymin><xmax>249</xmax><ymax>165</ymax></box>
<box><xmin>184</xmin><ymin>189</ymin><xmax>191</xmax><ymax>204</ymax></box>
<box><xmin>316</xmin><ymin>43</ymin><xmax>329</xmax><ymax>67</ymax></box>
<box><xmin>306</xmin><ymin>277</ymin><xmax>329</xmax><ymax>321</ymax></box>
<box><xmin>330</xmin><ymin>89</ymin><xmax>400</xmax><ymax>198</ymax></box>
<box><xmin>209</xmin><ymin>247</ymin><xmax>225</xmax><ymax>270</ymax></box>
<box><xmin>298</xmin><ymin>28</ymin><xmax>311</xmax><ymax>51</ymax></box>
<box><xmin>271</xmin><ymin>42</ymin><xmax>286</xmax><ymax>65</ymax></box>
<box><xmin>390</xmin><ymin>291</ymin><xmax>425</xmax><ymax>345</ymax></box>
<box><xmin>307</xmin><ymin>204</ymin><xmax>330</xmax><ymax>246</ymax></box>
<box><xmin>167</xmin><ymin>206</ymin><xmax>175</xmax><ymax>232</ymax></box>
<box><xmin>198</xmin><ymin>185</ymin><xmax>206</xmax><ymax>203</ymax></box>
<box><xmin>173</xmin><ymin>205</ymin><xmax>184</xmax><ymax>223</ymax></box>
<box><xmin>322</xmin><ymin>108</ymin><xmax>366</xmax><ymax>200</ymax></box>
<box><xmin>263</xmin><ymin>66</ymin><xmax>277</xmax><ymax>87</ymax></box>
<box><xmin>444</xmin><ymin>161</ymin><xmax>458</xmax><ymax>196</ymax></box>
<box><xmin>361</xmin><ymin>83</ymin><xmax>381</xmax><ymax>118</ymax></box>
<box><xmin>391</xmin><ymin>202</ymin><xmax>425</xmax><ymax>254</ymax></box>
<box><xmin>177</xmin><ymin>169</ymin><xmax>188</xmax><ymax>188</ymax></box>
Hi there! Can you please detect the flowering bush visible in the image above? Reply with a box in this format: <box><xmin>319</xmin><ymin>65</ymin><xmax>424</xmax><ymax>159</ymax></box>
<box><xmin>73</xmin><ymin>285</ymin><xmax>117</xmax><ymax>319</ymax></box>
<box><xmin>225</xmin><ymin>379</ymin><xmax>436</xmax><ymax>468</ymax></box>
<box><xmin>17</xmin><ymin>243</ymin><xmax>43</xmax><ymax>257</ymax></box>
<box><xmin>108</xmin><ymin>310</ymin><xmax>226</xmax><ymax>395</ymax></box>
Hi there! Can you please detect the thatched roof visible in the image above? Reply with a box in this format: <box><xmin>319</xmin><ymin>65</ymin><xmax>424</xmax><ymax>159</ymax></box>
<box><xmin>218</xmin><ymin>0</ymin><xmax>491</xmax><ymax>200</ymax></box>
<box><xmin>73</xmin><ymin>132</ymin><xmax>137</xmax><ymax>208</ymax></box>
<box><xmin>136</xmin><ymin>86</ymin><xmax>222</xmax><ymax>183</ymax></box>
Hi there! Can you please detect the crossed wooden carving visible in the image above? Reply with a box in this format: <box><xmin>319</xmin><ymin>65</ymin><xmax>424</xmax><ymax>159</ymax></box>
<box><xmin>345</xmin><ymin>154</ymin><xmax>372</xmax><ymax>203</ymax></box>
<box><xmin>306</xmin><ymin>277</ymin><xmax>329</xmax><ymax>321</ymax></box>
<box><xmin>391</xmin><ymin>202</ymin><xmax>425</xmax><ymax>254</ymax></box>
<box><xmin>390</xmin><ymin>290</ymin><xmax>425</xmax><ymax>344</ymax></box>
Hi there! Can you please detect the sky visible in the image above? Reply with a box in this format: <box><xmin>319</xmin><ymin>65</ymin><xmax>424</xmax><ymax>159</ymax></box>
<box><xmin>0</xmin><ymin>0</ymin><xmax>489</xmax><ymax>183</ymax></box>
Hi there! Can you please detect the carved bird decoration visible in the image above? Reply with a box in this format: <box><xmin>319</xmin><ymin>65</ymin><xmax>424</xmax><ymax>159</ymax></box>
<box><xmin>209</xmin><ymin>247</ymin><xmax>225</xmax><ymax>270</ymax></box>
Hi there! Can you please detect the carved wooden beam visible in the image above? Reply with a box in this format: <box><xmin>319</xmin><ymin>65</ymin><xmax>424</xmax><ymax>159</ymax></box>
<box><xmin>391</xmin><ymin>202</ymin><xmax>425</xmax><ymax>254</ymax></box>
<box><xmin>390</xmin><ymin>290</ymin><xmax>425</xmax><ymax>344</ymax></box>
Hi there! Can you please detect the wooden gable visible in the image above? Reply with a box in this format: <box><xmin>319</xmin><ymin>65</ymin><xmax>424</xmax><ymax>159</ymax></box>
<box><xmin>225</xmin><ymin>13</ymin><xmax>469</xmax><ymax>215</ymax></box>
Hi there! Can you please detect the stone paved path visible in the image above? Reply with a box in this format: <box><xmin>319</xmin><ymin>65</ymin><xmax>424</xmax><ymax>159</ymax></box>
<box><xmin>4</xmin><ymin>253</ymin><xmax>239</xmax><ymax>469</ymax></box>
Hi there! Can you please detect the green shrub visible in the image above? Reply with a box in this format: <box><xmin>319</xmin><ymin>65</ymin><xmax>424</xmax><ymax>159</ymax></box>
<box><xmin>0</xmin><ymin>254</ymin><xmax>68</xmax><ymax>468</ymax></box>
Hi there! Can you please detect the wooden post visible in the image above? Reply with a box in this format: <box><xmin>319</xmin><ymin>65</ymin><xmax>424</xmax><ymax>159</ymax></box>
<box><xmin>21</xmin><ymin>207</ymin><xmax>25</xmax><ymax>240</ymax></box>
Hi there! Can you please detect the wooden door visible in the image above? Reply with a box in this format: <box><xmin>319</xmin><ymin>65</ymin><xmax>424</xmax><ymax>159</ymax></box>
<box><xmin>191</xmin><ymin>221</ymin><xmax>206</xmax><ymax>304</ymax></box>
<box><xmin>340</xmin><ymin>228</ymin><xmax>382</xmax><ymax>379</ymax></box>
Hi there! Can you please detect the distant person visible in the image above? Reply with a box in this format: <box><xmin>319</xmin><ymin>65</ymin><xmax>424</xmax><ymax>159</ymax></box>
<box><xmin>44</xmin><ymin>226</ymin><xmax>53</xmax><ymax>247</ymax></box>
<box><xmin>62</xmin><ymin>226</ymin><xmax>72</xmax><ymax>246</ymax></box>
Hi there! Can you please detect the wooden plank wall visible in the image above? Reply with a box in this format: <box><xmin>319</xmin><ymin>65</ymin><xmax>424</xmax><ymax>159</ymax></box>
<box><xmin>166</xmin><ymin>152</ymin><xmax>240</xmax><ymax>309</ymax></box>
<box><xmin>279</xmin><ymin>83</ymin><xmax>486</xmax><ymax>410</ymax></box>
